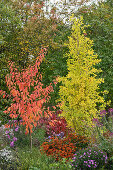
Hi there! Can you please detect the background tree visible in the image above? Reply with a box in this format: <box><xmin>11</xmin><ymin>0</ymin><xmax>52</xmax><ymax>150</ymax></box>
<box><xmin>75</xmin><ymin>0</ymin><xmax>113</xmax><ymax>108</ymax></box>
<box><xmin>9</xmin><ymin>0</ymin><xmax>73</xmax><ymax>108</ymax></box>
<box><xmin>0</xmin><ymin>0</ymin><xmax>22</xmax><ymax>91</ymax></box>
<box><xmin>0</xmin><ymin>0</ymin><xmax>69</xmax><ymax>115</ymax></box>
<box><xmin>58</xmin><ymin>16</ymin><xmax>108</xmax><ymax>136</ymax></box>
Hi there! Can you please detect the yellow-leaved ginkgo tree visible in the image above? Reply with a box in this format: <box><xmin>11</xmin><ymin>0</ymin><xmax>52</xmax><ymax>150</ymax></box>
<box><xmin>58</xmin><ymin>15</ymin><xmax>110</xmax><ymax>136</ymax></box>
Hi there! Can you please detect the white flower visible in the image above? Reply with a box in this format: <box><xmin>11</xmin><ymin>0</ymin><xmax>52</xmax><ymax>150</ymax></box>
<box><xmin>0</xmin><ymin>147</ymin><xmax>13</xmax><ymax>162</ymax></box>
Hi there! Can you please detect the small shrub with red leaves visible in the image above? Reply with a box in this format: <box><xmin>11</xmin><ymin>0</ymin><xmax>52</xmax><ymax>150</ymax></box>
<box><xmin>37</xmin><ymin>110</ymin><xmax>74</xmax><ymax>137</ymax></box>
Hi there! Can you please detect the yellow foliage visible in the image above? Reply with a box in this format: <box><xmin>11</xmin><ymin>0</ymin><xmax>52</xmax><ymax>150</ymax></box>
<box><xmin>58</xmin><ymin>16</ymin><xmax>108</xmax><ymax>136</ymax></box>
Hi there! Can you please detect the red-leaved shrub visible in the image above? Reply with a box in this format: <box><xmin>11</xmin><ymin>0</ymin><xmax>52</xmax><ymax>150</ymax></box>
<box><xmin>37</xmin><ymin>110</ymin><xmax>73</xmax><ymax>137</ymax></box>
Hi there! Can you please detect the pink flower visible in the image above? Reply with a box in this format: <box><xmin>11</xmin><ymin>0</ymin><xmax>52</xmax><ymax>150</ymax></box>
<box><xmin>7</xmin><ymin>135</ymin><xmax>10</xmax><ymax>139</ymax></box>
<box><xmin>10</xmin><ymin>141</ymin><xmax>14</xmax><ymax>147</ymax></box>
<box><xmin>15</xmin><ymin>126</ymin><xmax>19</xmax><ymax>132</ymax></box>
<box><xmin>92</xmin><ymin>118</ymin><xmax>99</xmax><ymax>123</ymax></box>
<box><xmin>5</xmin><ymin>130</ymin><xmax>9</xmax><ymax>134</ymax></box>
<box><xmin>100</xmin><ymin>110</ymin><xmax>106</xmax><ymax>116</ymax></box>
<box><xmin>13</xmin><ymin>137</ymin><xmax>17</xmax><ymax>142</ymax></box>
<box><xmin>108</xmin><ymin>108</ymin><xmax>113</xmax><ymax>113</ymax></box>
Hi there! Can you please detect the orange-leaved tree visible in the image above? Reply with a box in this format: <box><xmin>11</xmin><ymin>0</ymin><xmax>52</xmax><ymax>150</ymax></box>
<box><xmin>2</xmin><ymin>49</ymin><xmax>54</xmax><ymax>140</ymax></box>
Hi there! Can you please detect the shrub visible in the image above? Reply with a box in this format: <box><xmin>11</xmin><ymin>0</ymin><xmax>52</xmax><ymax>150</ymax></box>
<box><xmin>17</xmin><ymin>146</ymin><xmax>57</xmax><ymax>170</ymax></box>
<box><xmin>37</xmin><ymin>110</ymin><xmax>74</xmax><ymax>137</ymax></box>
<box><xmin>40</xmin><ymin>132</ymin><xmax>90</xmax><ymax>162</ymax></box>
<box><xmin>0</xmin><ymin>146</ymin><xmax>19</xmax><ymax>169</ymax></box>
<box><xmin>49</xmin><ymin>157</ymin><xmax>73</xmax><ymax>169</ymax></box>
<box><xmin>71</xmin><ymin>147</ymin><xmax>108</xmax><ymax>169</ymax></box>
<box><xmin>3</xmin><ymin>119</ymin><xmax>30</xmax><ymax>148</ymax></box>
<box><xmin>32</xmin><ymin>127</ymin><xmax>46</xmax><ymax>147</ymax></box>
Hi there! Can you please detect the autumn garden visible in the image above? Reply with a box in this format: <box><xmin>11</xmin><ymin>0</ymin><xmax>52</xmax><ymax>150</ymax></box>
<box><xmin>0</xmin><ymin>0</ymin><xmax>113</xmax><ymax>169</ymax></box>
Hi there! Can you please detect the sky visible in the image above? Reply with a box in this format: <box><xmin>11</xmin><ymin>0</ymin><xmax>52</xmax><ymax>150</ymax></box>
<box><xmin>43</xmin><ymin>0</ymin><xmax>105</xmax><ymax>24</ymax></box>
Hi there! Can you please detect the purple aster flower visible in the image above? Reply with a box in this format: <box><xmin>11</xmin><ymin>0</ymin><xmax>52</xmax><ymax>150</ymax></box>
<box><xmin>10</xmin><ymin>141</ymin><xmax>14</xmax><ymax>147</ymax></box>
<box><xmin>88</xmin><ymin>165</ymin><xmax>91</xmax><ymax>167</ymax></box>
<box><xmin>5</xmin><ymin>130</ymin><xmax>9</xmax><ymax>134</ymax></box>
<box><xmin>105</xmin><ymin>155</ymin><xmax>108</xmax><ymax>163</ymax></box>
<box><xmin>108</xmin><ymin>108</ymin><xmax>113</xmax><ymax>113</ymax></box>
<box><xmin>14</xmin><ymin>120</ymin><xmax>18</xmax><ymax>123</ymax></box>
<box><xmin>56</xmin><ymin>134</ymin><xmax>60</xmax><ymax>137</ymax></box>
<box><xmin>90</xmin><ymin>160</ymin><xmax>94</xmax><ymax>164</ymax></box>
<box><xmin>79</xmin><ymin>155</ymin><xmax>83</xmax><ymax>158</ymax></box>
<box><xmin>100</xmin><ymin>110</ymin><xmax>107</xmax><ymax>116</ymax></box>
<box><xmin>15</xmin><ymin>126</ymin><xmax>19</xmax><ymax>132</ymax></box>
<box><xmin>59</xmin><ymin>132</ymin><xmax>64</xmax><ymax>138</ymax></box>
<box><xmin>109</xmin><ymin>132</ymin><xmax>113</xmax><ymax>136</ymax></box>
<box><xmin>92</xmin><ymin>118</ymin><xmax>99</xmax><ymax>123</ymax></box>
<box><xmin>94</xmin><ymin>164</ymin><xmax>97</xmax><ymax>168</ymax></box>
<box><xmin>13</xmin><ymin>137</ymin><xmax>17</xmax><ymax>142</ymax></box>
<box><xmin>7</xmin><ymin>135</ymin><xmax>10</xmax><ymax>139</ymax></box>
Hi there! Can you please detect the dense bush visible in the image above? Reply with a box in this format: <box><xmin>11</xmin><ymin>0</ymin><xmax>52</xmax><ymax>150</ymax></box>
<box><xmin>40</xmin><ymin>132</ymin><xmax>90</xmax><ymax>162</ymax></box>
<box><xmin>2</xmin><ymin>120</ymin><xmax>30</xmax><ymax>148</ymax></box>
<box><xmin>37</xmin><ymin>110</ymin><xmax>74</xmax><ymax>137</ymax></box>
<box><xmin>71</xmin><ymin>147</ymin><xmax>108</xmax><ymax>169</ymax></box>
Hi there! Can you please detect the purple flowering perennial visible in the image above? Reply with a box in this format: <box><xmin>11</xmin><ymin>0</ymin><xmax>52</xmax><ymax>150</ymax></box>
<box><xmin>108</xmin><ymin>108</ymin><xmax>113</xmax><ymax>113</ymax></box>
<box><xmin>10</xmin><ymin>141</ymin><xmax>14</xmax><ymax>147</ymax></box>
<box><xmin>13</xmin><ymin>137</ymin><xmax>17</xmax><ymax>142</ymax></box>
<box><xmin>5</xmin><ymin>130</ymin><xmax>9</xmax><ymax>134</ymax></box>
<box><xmin>100</xmin><ymin>110</ymin><xmax>107</xmax><ymax>116</ymax></box>
<box><xmin>15</xmin><ymin>126</ymin><xmax>19</xmax><ymax>132</ymax></box>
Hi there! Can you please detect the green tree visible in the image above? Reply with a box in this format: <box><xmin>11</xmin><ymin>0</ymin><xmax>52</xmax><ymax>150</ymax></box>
<box><xmin>58</xmin><ymin>16</ymin><xmax>108</xmax><ymax>136</ymax></box>
<box><xmin>75</xmin><ymin>0</ymin><xmax>113</xmax><ymax>108</ymax></box>
<box><xmin>0</xmin><ymin>0</ymin><xmax>22</xmax><ymax>90</ymax></box>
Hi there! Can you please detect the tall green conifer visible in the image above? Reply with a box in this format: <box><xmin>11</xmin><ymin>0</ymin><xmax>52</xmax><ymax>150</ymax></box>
<box><xmin>58</xmin><ymin>16</ymin><xmax>109</xmax><ymax>136</ymax></box>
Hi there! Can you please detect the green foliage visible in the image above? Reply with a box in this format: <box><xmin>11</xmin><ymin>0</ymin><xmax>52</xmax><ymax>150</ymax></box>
<box><xmin>91</xmin><ymin>109</ymin><xmax>113</xmax><ymax>169</ymax></box>
<box><xmin>0</xmin><ymin>0</ymin><xmax>22</xmax><ymax>85</ymax></box>
<box><xmin>32</xmin><ymin>127</ymin><xmax>46</xmax><ymax>146</ymax></box>
<box><xmin>17</xmin><ymin>146</ymin><xmax>57</xmax><ymax>170</ymax></box>
<box><xmin>75</xmin><ymin>0</ymin><xmax>113</xmax><ymax>107</ymax></box>
<box><xmin>40</xmin><ymin>24</ymin><xmax>71</xmax><ymax>107</ymax></box>
<box><xmin>49</xmin><ymin>158</ymin><xmax>72</xmax><ymax>169</ymax></box>
<box><xmin>94</xmin><ymin>115</ymin><xmax>113</xmax><ymax>162</ymax></box>
<box><xmin>58</xmin><ymin>16</ymin><xmax>107</xmax><ymax>136</ymax></box>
